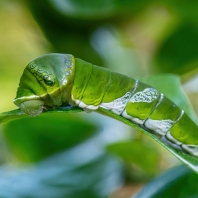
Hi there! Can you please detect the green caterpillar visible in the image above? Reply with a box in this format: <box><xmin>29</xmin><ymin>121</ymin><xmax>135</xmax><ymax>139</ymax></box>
<box><xmin>13</xmin><ymin>54</ymin><xmax>198</xmax><ymax>157</ymax></box>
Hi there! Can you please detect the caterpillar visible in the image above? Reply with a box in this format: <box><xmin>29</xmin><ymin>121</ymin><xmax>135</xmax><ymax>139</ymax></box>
<box><xmin>13</xmin><ymin>53</ymin><xmax>198</xmax><ymax>157</ymax></box>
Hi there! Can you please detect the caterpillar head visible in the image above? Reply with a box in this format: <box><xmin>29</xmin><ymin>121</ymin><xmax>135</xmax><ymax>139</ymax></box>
<box><xmin>13</xmin><ymin>53</ymin><xmax>75</xmax><ymax>116</ymax></box>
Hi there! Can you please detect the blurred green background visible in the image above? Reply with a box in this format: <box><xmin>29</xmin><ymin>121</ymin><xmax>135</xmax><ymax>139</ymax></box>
<box><xmin>1</xmin><ymin>0</ymin><xmax>198</xmax><ymax>197</ymax></box>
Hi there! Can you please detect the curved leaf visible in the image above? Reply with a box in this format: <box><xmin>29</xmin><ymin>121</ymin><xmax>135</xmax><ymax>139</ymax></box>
<box><xmin>0</xmin><ymin>106</ymin><xmax>83</xmax><ymax>124</ymax></box>
<box><xmin>97</xmin><ymin>107</ymin><xmax>198</xmax><ymax>174</ymax></box>
<box><xmin>133</xmin><ymin>165</ymin><xmax>198</xmax><ymax>198</ymax></box>
<box><xmin>3</xmin><ymin>110</ymin><xmax>97</xmax><ymax>162</ymax></box>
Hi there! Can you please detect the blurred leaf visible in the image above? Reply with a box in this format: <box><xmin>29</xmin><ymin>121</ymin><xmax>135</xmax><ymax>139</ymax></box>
<box><xmin>161</xmin><ymin>0</ymin><xmax>198</xmax><ymax>22</ymax></box>
<box><xmin>140</xmin><ymin>74</ymin><xmax>198</xmax><ymax>123</ymax></box>
<box><xmin>0</xmin><ymin>135</ymin><xmax>123</xmax><ymax>198</ymax></box>
<box><xmin>2</xmin><ymin>109</ymin><xmax>98</xmax><ymax>162</ymax></box>
<box><xmin>154</xmin><ymin>23</ymin><xmax>198</xmax><ymax>75</ymax></box>
<box><xmin>134</xmin><ymin>165</ymin><xmax>198</xmax><ymax>198</ymax></box>
<box><xmin>23</xmin><ymin>0</ymin><xmax>154</xmax><ymax>66</ymax></box>
<box><xmin>91</xmin><ymin>27</ymin><xmax>145</xmax><ymax>77</ymax></box>
<box><xmin>106</xmin><ymin>140</ymin><xmax>160</xmax><ymax>175</ymax></box>
<box><xmin>26</xmin><ymin>0</ymin><xmax>153</xmax><ymax>20</ymax></box>
<box><xmin>23</xmin><ymin>0</ymin><xmax>103</xmax><ymax>65</ymax></box>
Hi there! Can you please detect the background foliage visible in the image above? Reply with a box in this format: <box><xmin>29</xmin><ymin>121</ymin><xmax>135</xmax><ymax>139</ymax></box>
<box><xmin>1</xmin><ymin>0</ymin><xmax>198</xmax><ymax>197</ymax></box>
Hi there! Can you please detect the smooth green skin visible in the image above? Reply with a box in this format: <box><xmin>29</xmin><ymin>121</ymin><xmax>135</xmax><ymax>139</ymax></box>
<box><xmin>70</xmin><ymin>59</ymin><xmax>92</xmax><ymax>105</ymax></box>
<box><xmin>72</xmin><ymin>58</ymin><xmax>136</xmax><ymax>106</ymax></box>
<box><xmin>102</xmin><ymin>72</ymin><xmax>136</xmax><ymax>103</ymax></box>
<box><xmin>125</xmin><ymin>83</ymin><xmax>161</xmax><ymax>121</ymax></box>
<box><xmin>72</xmin><ymin>59</ymin><xmax>111</xmax><ymax>106</ymax></box>
<box><xmin>149</xmin><ymin>97</ymin><xmax>181</xmax><ymax>121</ymax></box>
<box><xmin>147</xmin><ymin>95</ymin><xmax>198</xmax><ymax>144</ymax></box>
<box><xmin>13</xmin><ymin>54</ymin><xmax>75</xmax><ymax>116</ymax></box>
<box><xmin>170</xmin><ymin>114</ymin><xmax>198</xmax><ymax>144</ymax></box>
<box><xmin>13</xmin><ymin>53</ymin><xmax>198</xmax><ymax>146</ymax></box>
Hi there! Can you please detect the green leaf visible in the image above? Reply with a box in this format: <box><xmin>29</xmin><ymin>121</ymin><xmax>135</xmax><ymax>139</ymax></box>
<box><xmin>107</xmin><ymin>140</ymin><xmax>160</xmax><ymax>175</ymax></box>
<box><xmin>1</xmin><ymin>107</ymin><xmax>93</xmax><ymax>162</ymax></box>
<box><xmin>0</xmin><ymin>106</ymin><xmax>83</xmax><ymax>124</ymax></box>
<box><xmin>96</xmin><ymin>107</ymin><xmax>198</xmax><ymax>174</ymax></box>
<box><xmin>28</xmin><ymin>0</ymin><xmax>152</xmax><ymax>20</ymax></box>
<box><xmin>160</xmin><ymin>0</ymin><xmax>198</xmax><ymax>22</ymax></box>
<box><xmin>154</xmin><ymin>23</ymin><xmax>198</xmax><ymax>75</ymax></box>
<box><xmin>134</xmin><ymin>165</ymin><xmax>198</xmax><ymax>198</ymax></box>
<box><xmin>23</xmin><ymin>0</ymin><xmax>154</xmax><ymax>66</ymax></box>
<box><xmin>0</xmin><ymin>138</ymin><xmax>123</xmax><ymax>198</ymax></box>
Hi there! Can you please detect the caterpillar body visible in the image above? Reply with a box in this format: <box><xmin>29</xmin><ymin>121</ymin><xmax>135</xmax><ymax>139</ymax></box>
<box><xmin>13</xmin><ymin>54</ymin><xmax>198</xmax><ymax>157</ymax></box>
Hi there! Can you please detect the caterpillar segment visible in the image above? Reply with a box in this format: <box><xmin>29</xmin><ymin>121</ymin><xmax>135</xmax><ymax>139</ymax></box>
<box><xmin>13</xmin><ymin>53</ymin><xmax>198</xmax><ymax>157</ymax></box>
